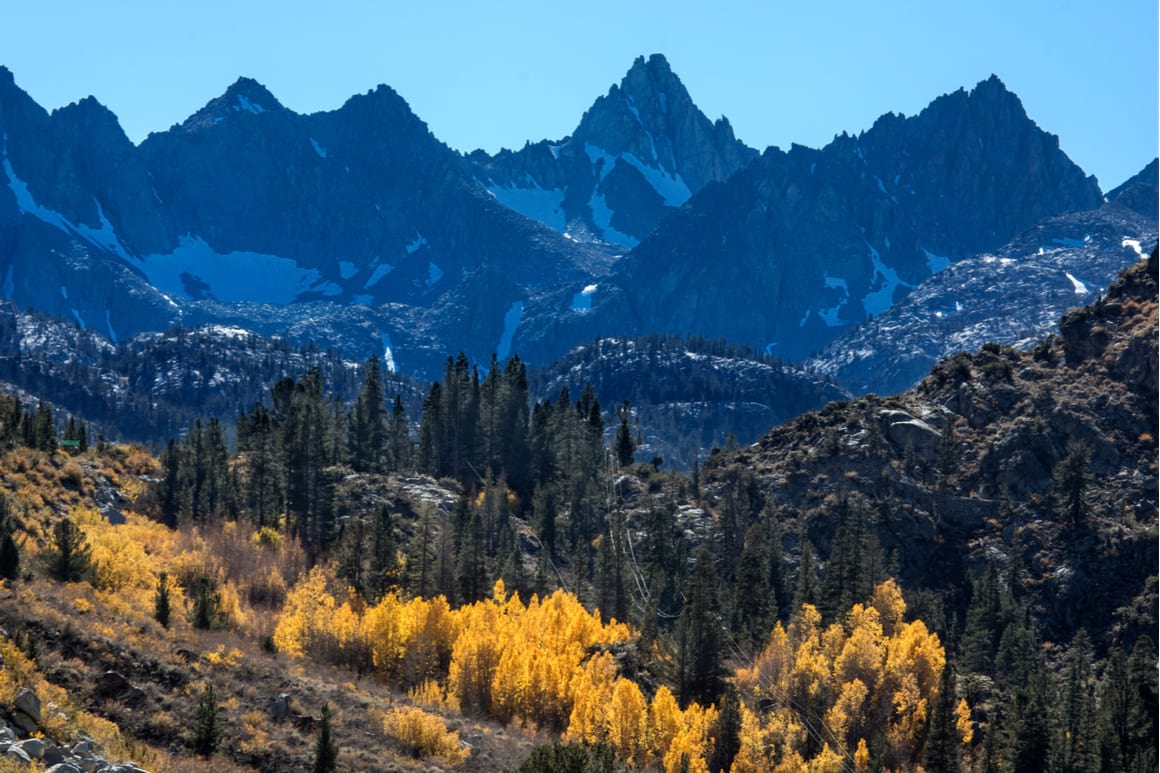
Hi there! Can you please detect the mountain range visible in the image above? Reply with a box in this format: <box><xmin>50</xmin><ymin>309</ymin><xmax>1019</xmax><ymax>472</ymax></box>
<box><xmin>0</xmin><ymin>55</ymin><xmax>1154</xmax><ymax>395</ymax></box>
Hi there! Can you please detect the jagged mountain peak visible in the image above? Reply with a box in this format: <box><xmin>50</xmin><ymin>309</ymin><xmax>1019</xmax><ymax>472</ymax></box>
<box><xmin>175</xmin><ymin>76</ymin><xmax>286</xmax><ymax>132</ymax></box>
<box><xmin>221</xmin><ymin>76</ymin><xmax>283</xmax><ymax>112</ymax></box>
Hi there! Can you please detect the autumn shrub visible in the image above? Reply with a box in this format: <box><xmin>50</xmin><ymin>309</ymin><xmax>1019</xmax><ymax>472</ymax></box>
<box><xmin>380</xmin><ymin>706</ymin><xmax>468</xmax><ymax>765</ymax></box>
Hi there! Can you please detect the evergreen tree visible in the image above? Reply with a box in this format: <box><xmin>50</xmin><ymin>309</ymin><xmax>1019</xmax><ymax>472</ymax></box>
<box><xmin>614</xmin><ymin>401</ymin><xmax>635</xmax><ymax>468</ymax></box>
<box><xmin>312</xmin><ymin>702</ymin><xmax>338</xmax><ymax>773</ymax></box>
<box><xmin>33</xmin><ymin>401</ymin><xmax>55</xmax><ymax>453</ymax></box>
<box><xmin>192</xmin><ymin>684</ymin><xmax>221</xmax><ymax>757</ymax></box>
<box><xmin>0</xmin><ymin>494</ymin><xmax>19</xmax><ymax>582</ymax></box>
<box><xmin>456</xmin><ymin>506</ymin><xmax>488</xmax><ymax>604</ymax></box>
<box><xmin>190</xmin><ymin>577</ymin><xmax>223</xmax><ymax>630</ymax></box>
<box><xmin>1009</xmin><ymin>672</ymin><xmax>1054</xmax><ymax>773</ymax></box>
<box><xmin>961</xmin><ymin>562</ymin><xmax>1008</xmax><ymax>675</ymax></box>
<box><xmin>43</xmin><ymin>517</ymin><xmax>91</xmax><ymax>582</ymax></box>
<box><xmin>676</xmin><ymin>548</ymin><xmax>724</xmax><ymax>707</ymax></box>
<box><xmin>405</xmin><ymin>503</ymin><xmax>435</xmax><ymax>598</ymax></box>
<box><xmin>388</xmin><ymin>394</ymin><xmax>410</xmax><ymax>472</ymax></box>
<box><xmin>733</xmin><ymin>522</ymin><xmax>774</xmax><ymax>647</ymax></box>
<box><xmin>818</xmin><ymin>499</ymin><xmax>868</xmax><ymax>621</ymax></box>
<box><xmin>367</xmin><ymin>505</ymin><xmax>398</xmax><ymax>602</ymax></box>
<box><xmin>348</xmin><ymin>356</ymin><xmax>387</xmax><ymax>473</ymax></box>
<box><xmin>1054</xmin><ymin>440</ymin><xmax>1093</xmax><ymax>527</ymax></box>
<box><xmin>791</xmin><ymin>526</ymin><xmax>817</xmax><ymax>612</ymax></box>
<box><xmin>154</xmin><ymin>571</ymin><xmax>172</xmax><ymax>628</ymax></box>
<box><xmin>595</xmin><ymin>513</ymin><xmax>630</xmax><ymax>625</ymax></box>
<box><xmin>924</xmin><ymin>661</ymin><xmax>963</xmax><ymax>773</ymax></box>
<box><xmin>157</xmin><ymin>438</ymin><xmax>182</xmax><ymax>529</ymax></box>
<box><xmin>1057</xmin><ymin>631</ymin><xmax>1098</xmax><ymax>773</ymax></box>
<box><xmin>709</xmin><ymin>685</ymin><xmax>742</xmax><ymax>773</ymax></box>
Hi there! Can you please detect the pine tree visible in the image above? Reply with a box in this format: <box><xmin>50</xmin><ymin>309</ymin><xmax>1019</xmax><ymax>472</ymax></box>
<box><xmin>154</xmin><ymin>572</ymin><xmax>172</xmax><ymax>628</ymax></box>
<box><xmin>924</xmin><ymin>661</ymin><xmax>963</xmax><ymax>773</ymax></box>
<box><xmin>1054</xmin><ymin>440</ymin><xmax>1093</xmax><ymax>527</ymax></box>
<box><xmin>190</xmin><ymin>577</ymin><xmax>223</xmax><ymax>630</ymax></box>
<box><xmin>1057</xmin><ymin>631</ymin><xmax>1098</xmax><ymax>773</ymax></box>
<box><xmin>615</xmin><ymin>401</ymin><xmax>635</xmax><ymax>468</ymax></box>
<box><xmin>0</xmin><ymin>494</ymin><xmax>19</xmax><ymax>582</ymax></box>
<box><xmin>791</xmin><ymin>526</ymin><xmax>816</xmax><ymax>613</ymax></box>
<box><xmin>33</xmin><ymin>401</ymin><xmax>55</xmax><ymax>453</ymax></box>
<box><xmin>348</xmin><ymin>356</ymin><xmax>387</xmax><ymax>473</ymax></box>
<box><xmin>367</xmin><ymin>505</ymin><xmax>398</xmax><ymax>602</ymax></box>
<box><xmin>733</xmin><ymin>522</ymin><xmax>773</xmax><ymax>647</ymax></box>
<box><xmin>312</xmin><ymin>702</ymin><xmax>338</xmax><ymax>773</ymax></box>
<box><xmin>192</xmin><ymin>684</ymin><xmax>221</xmax><ymax>757</ymax></box>
<box><xmin>43</xmin><ymin>517</ymin><xmax>91</xmax><ymax>582</ymax></box>
<box><xmin>388</xmin><ymin>394</ymin><xmax>410</xmax><ymax>471</ymax></box>
<box><xmin>456</xmin><ymin>506</ymin><xmax>488</xmax><ymax>604</ymax></box>
<box><xmin>676</xmin><ymin>547</ymin><xmax>724</xmax><ymax>708</ymax></box>
<box><xmin>157</xmin><ymin>438</ymin><xmax>182</xmax><ymax>529</ymax></box>
<box><xmin>709</xmin><ymin>685</ymin><xmax>742</xmax><ymax>773</ymax></box>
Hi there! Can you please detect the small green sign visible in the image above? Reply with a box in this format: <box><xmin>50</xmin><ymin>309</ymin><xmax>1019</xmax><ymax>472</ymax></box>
<box><xmin>61</xmin><ymin>439</ymin><xmax>81</xmax><ymax>448</ymax></box>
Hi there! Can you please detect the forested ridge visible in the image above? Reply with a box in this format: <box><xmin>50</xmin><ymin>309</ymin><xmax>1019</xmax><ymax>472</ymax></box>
<box><xmin>0</xmin><ymin>256</ymin><xmax>1152</xmax><ymax>772</ymax></box>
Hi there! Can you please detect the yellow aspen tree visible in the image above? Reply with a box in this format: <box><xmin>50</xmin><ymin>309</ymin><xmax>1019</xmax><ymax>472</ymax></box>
<box><xmin>605</xmin><ymin>678</ymin><xmax>648</xmax><ymax>764</ymax></box>
<box><xmin>273</xmin><ymin>566</ymin><xmax>335</xmax><ymax>656</ymax></box>
<box><xmin>646</xmin><ymin>686</ymin><xmax>684</xmax><ymax>765</ymax></box>
<box><xmin>956</xmin><ymin>697</ymin><xmax>973</xmax><ymax>745</ymax></box>
<box><xmin>853</xmin><ymin>738</ymin><xmax>870</xmax><ymax>771</ymax></box>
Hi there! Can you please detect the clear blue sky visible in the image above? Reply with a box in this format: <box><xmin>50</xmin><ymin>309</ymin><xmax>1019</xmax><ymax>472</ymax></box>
<box><xmin>3</xmin><ymin>0</ymin><xmax>1156</xmax><ymax>190</ymax></box>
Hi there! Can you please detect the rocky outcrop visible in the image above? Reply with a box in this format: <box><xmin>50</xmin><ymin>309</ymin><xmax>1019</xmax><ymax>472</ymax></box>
<box><xmin>0</xmin><ymin>687</ymin><xmax>151</xmax><ymax>773</ymax></box>
<box><xmin>706</xmin><ymin>253</ymin><xmax>1158</xmax><ymax>647</ymax></box>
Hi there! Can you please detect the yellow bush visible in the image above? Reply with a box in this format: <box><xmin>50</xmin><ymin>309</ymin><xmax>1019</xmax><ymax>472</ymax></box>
<box><xmin>380</xmin><ymin>706</ymin><xmax>468</xmax><ymax>765</ymax></box>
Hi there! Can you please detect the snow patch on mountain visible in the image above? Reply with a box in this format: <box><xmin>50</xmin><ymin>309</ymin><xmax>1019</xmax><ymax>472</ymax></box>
<box><xmin>338</xmin><ymin>261</ymin><xmax>358</xmax><ymax>279</ymax></box>
<box><xmin>620</xmin><ymin>152</ymin><xmax>691</xmax><ymax>206</ymax></box>
<box><xmin>3</xmin><ymin>134</ymin><xmax>132</xmax><ymax>260</ymax></box>
<box><xmin>380</xmin><ymin>330</ymin><xmax>397</xmax><ymax>373</ymax></box>
<box><xmin>309</xmin><ymin>137</ymin><xmax>327</xmax><ymax>158</ymax></box>
<box><xmin>923</xmin><ymin>248</ymin><xmax>951</xmax><ymax>273</ymax></box>
<box><xmin>818</xmin><ymin>274</ymin><xmax>849</xmax><ymax>327</ymax></box>
<box><xmin>364</xmin><ymin>262</ymin><xmax>394</xmax><ymax>289</ymax></box>
<box><xmin>138</xmin><ymin>235</ymin><xmax>324</xmax><ymax>304</ymax></box>
<box><xmin>1123</xmin><ymin>238</ymin><xmax>1145</xmax><ymax>258</ymax></box>
<box><xmin>406</xmin><ymin>234</ymin><xmax>428</xmax><ymax>254</ymax></box>
<box><xmin>1064</xmin><ymin>272</ymin><xmax>1089</xmax><ymax>294</ymax></box>
<box><xmin>496</xmin><ymin>301</ymin><xmax>524</xmax><ymax>361</ymax></box>
<box><xmin>427</xmin><ymin>262</ymin><xmax>444</xmax><ymax>286</ymax></box>
<box><xmin>235</xmin><ymin>94</ymin><xmax>265</xmax><ymax>114</ymax></box>
<box><xmin>488</xmin><ymin>181</ymin><xmax>567</xmax><ymax>232</ymax></box>
<box><xmin>570</xmin><ymin>283</ymin><xmax>598</xmax><ymax>313</ymax></box>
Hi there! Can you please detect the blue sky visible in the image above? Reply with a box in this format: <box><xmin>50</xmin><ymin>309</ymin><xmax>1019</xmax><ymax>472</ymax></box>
<box><xmin>3</xmin><ymin>0</ymin><xmax>1156</xmax><ymax>189</ymax></box>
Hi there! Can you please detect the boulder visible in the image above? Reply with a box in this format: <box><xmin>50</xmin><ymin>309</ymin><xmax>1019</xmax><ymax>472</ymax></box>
<box><xmin>45</xmin><ymin>764</ymin><xmax>82</xmax><ymax>773</ymax></box>
<box><xmin>887</xmin><ymin>418</ymin><xmax>941</xmax><ymax>458</ymax></box>
<box><xmin>265</xmin><ymin>693</ymin><xmax>290</xmax><ymax>722</ymax></box>
<box><xmin>13</xmin><ymin>688</ymin><xmax>40</xmax><ymax>724</ymax></box>
<box><xmin>96</xmin><ymin>671</ymin><xmax>132</xmax><ymax>699</ymax></box>
<box><xmin>13</xmin><ymin>737</ymin><xmax>45</xmax><ymax>759</ymax></box>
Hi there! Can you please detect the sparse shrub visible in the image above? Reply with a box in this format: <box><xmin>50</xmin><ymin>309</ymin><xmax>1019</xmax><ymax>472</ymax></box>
<box><xmin>60</xmin><ymin>462</ymin><xmax>85</xmax><ymax>489</ymax></box>
<box><xmin>380</xmin><ymin>706</ymin><xmax>468</xmax><ymax>765</ymax></box>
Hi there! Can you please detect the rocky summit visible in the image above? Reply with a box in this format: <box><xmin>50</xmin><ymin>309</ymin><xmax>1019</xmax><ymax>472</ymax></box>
<box><xmin>467</xmin><ymin>53</ymin><xmax>756</xmax><ymax>248</ymax></box>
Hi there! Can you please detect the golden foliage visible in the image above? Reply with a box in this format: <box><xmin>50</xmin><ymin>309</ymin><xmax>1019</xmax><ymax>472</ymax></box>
<box><xmin>735</xmin><ymin>581</ymin><xmax>949</xmax><ymax>770</ymax></box>
<box><xmin>380</xmin><ymin>706</ymin><xmax>469</xmax><ymax>765</ymax></box>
